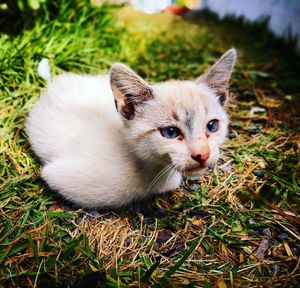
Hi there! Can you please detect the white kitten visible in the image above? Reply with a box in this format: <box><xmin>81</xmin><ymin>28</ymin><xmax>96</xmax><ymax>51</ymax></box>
<box><xmin>26</xmin><ymin>49</ymin><xmax>236</xmax><ymax>208</ymax></box>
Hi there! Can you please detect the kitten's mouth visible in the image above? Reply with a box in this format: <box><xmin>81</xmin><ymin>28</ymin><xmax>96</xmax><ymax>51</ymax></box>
<box><xmin>184</xmin><ymin>164</ymin><xmax>208</xmax><ymax>174</ymax></box>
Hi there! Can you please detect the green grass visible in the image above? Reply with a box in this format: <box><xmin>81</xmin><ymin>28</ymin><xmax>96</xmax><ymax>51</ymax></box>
<box><xmin>1</xmin><ymin>1</ymin><xmax>299</xmax><ymax>287</ymax></box>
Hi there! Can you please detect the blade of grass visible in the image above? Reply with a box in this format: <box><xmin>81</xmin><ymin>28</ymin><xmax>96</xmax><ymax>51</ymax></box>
<box><xmin>158</xmin><ymin>236</ymin><xmax>202</xmax><ymax>285</ymax></box>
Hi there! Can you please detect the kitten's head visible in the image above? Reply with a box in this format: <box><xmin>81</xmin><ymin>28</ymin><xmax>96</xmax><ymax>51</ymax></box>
<box><xmin>110</xmin><ymin>49</ymin><xmax>236</xmax><ymax>176</ymax></box>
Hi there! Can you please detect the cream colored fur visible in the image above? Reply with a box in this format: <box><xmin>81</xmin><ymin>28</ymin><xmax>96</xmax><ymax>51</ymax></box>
<box><xmin>26</xmin><ymin>49</ymin><xmax>236</xmax><ymax>208</ymax></box>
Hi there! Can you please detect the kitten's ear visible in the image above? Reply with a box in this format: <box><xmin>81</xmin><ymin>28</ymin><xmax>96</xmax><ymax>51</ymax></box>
<box><xmin>196</xmin><ymin>48</ymin><xmax>236</xmax><ymax>105</ymax></box>
<box><xmin>110</xmin><ymin>63</ymin><xmax>154</xmax><ymax>120</ymax></box>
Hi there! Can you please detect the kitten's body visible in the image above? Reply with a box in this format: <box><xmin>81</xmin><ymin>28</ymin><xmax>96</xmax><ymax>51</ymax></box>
<box><xmin>27</xmin><ymin>74</ymin><xmax>181</xmax><ymax>207</ymax></box>
<box><xmin>26</xmin><ymin>49</ymin><xmax>236</xmax><ymax>208</ymax></box>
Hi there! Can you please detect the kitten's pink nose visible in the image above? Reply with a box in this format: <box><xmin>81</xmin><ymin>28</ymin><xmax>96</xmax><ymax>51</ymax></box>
<box><xmin>191</xmin><ymin>153</ymin><xmax>210</xmax><ymax>164</ymax></box>
<box><xmin>190</xmin><ymin>139</ymin><xmax>210</xmax><ymax>164</ymax></box>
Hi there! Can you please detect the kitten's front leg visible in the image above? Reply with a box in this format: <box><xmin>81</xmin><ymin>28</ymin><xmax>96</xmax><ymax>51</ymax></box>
<box><xmin>155</xmin><ymin>171</ymin><xmax>182</xmax><ymax>194</ymax></box>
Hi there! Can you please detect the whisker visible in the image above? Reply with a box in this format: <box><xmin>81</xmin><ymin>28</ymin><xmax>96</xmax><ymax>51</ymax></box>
<box><xmin>146</xmin><ymin>164</ymin><xmax>173</xmax><ymax>194</ymax></box>
<box><xmin>163</xmin><ymin>166</ymin><xmax>176</xmax><ymax>192</ymax></box>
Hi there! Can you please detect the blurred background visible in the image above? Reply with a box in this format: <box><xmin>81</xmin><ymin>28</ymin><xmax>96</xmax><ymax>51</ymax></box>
<box><xmin>109</xmin><ymin>0</ymin><xmax>300</xmax><ymax>51</ymax></box>
<box><xmin>2</xmin><ymin>0</ymin><xmax>300</xmax><ymax>49</ymax></box>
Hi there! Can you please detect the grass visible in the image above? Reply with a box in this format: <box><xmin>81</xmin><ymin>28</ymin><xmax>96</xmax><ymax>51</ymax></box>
<box><xmin>1</xmin><ymin>1</ymin><xmax>299</xmax><ymax>287</ymax></box>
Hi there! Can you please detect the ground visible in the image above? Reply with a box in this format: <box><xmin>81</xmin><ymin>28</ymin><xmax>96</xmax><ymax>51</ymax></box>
<box><xmin>0</xmin><ymin>1</ymin><xmax>299</xmax><ymax>287</ymax></box>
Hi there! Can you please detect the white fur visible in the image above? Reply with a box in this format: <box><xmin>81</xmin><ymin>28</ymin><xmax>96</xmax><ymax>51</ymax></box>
<box><xmin>26</xmin><ymin>74</ymin><xmax>182</xmax><ymax>207</ymax></box>
<box><xmin>37</xmin><ymin>58</ymin><xmax>51</xmax><ymax>81</ymax></box>
<box><xmin>26</xmin><ymin>50</ymin><xmax>235</xmax><ymax>208</ymax></box>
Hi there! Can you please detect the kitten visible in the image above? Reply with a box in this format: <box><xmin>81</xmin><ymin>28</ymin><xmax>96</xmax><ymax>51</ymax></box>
<box><xmin>26</xmin><ymin>49</ymin><xmax>236</xmax><ymax>208</ymax></box>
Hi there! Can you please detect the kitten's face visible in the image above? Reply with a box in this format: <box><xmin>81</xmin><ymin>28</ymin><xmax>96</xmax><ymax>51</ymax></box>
<box><xmin>124</xmin><ymin>81</ymin><xmax>228</xmax><ymax>175</ymax></box>
<box><xmin>110</xmin><ymin>49</ymin><xmax>236</xmax><ymax>176</ymax></box>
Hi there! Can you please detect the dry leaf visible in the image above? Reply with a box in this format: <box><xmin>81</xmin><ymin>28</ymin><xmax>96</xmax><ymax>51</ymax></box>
<box><xmin>283</xmin><ymin>242</ymin><xmax>295</xmax><ymax>259</ymax></box>
<box><xmin>217</xmin><ymin>276</ymin><xmax>227</xmax><ymax>288</ymax></box>
<box><xmin>256</xmin><ymin>239</ymin><xmax>269</xmax><ymax>260</ymax></box>
<box><xmin>190</xmin><ymin>218</ymin><xmax>206</xmax><ymax>227</ymax></box>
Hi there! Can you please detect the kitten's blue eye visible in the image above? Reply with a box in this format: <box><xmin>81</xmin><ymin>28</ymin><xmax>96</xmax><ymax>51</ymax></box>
<box><xmin>160</xmin><ymin>126</ymin><xmax>182</xmax><ymax>139</ymax></box>
<box><xmin>207</xmin><ymin>119</ymin><xmax>219</xmax><ymax>133</ymax></box>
